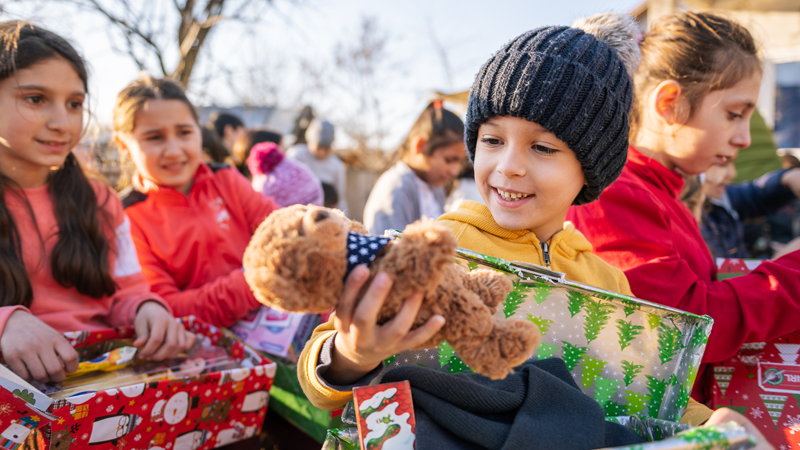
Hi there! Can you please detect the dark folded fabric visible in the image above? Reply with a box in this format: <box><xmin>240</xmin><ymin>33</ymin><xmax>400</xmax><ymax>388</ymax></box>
<box><xmin>381</xmin><ymin>358</ymin><xmax>645</xmax><ymax>450</ymax></box>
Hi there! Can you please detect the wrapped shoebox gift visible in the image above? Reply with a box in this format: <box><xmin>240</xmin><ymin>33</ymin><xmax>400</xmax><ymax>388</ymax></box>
<box><xmin>714</xmin><ymin>258</ymin><xmax>762</xmax><ymax>280</ymax></box>
<box><xmin>710</xmin><ymin>258</ymin><xmax>800</xmax><ymax>449</ymax></box>
<box><xmin>603</xmin><ymin>421</ymin><xmax>755</xmax><ymax>450</ymax></box>
<box><xmin>323</xmin><ymin>421</ymin><xmax>755</xmax><ymax>450</ymax></box>
<box><xmin>230</xmin><ymin>306</ymin><xmax>320</xmax><ymax>363</ymax></box>
<box><xmin>379</xmin><ymin>244</ymin><xmax>714</xmax><ymax>422</ymax></box>
<box><xmin>0</xmin><ymin>316</ymin><xmax>276</xmax><ymax>450</ymax></box>
<box><xmin>322</xmin><ymin>399</ymin><xmax>756</xmax><ymax>450</ymax></box>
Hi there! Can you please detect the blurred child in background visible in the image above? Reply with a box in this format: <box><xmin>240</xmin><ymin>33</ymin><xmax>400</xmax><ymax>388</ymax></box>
<box><xmin>288</xmin><ymin>119</ymin><xmax>348</xmax><ymax>214</ymax></box>
<box><xmin>362</xmin><ymin>102</ymin><xmax>465</xmax><ymax>234</ymax></box>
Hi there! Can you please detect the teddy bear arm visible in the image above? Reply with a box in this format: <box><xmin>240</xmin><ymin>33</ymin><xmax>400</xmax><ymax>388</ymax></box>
<box><xmin>463</xmin><ymin>268</ymin><xmax>514</xmax><ymax>314</ymax></box>
<box><xmin>375</xmin><ymin>222</ymin><xmax>458</xmax><ymax>293</ymax></box>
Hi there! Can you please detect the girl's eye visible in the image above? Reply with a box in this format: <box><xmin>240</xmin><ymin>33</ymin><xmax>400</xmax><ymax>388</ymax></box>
<box><xmin>728</xmin><ymin>111</ymin><xmax>743</xmax><ymax>120</ymax></box>
<box><xmin>480</xmin><ymin>138</ymin><xmax>502</xmax><ymax>146</ymax></box>
<box><xmin>533</xmin><ymin>144</ymin><xmax>557</xmax><ymax>154</ymax></box>
<box><xmin>146</xmin><ymin>135</ymin><xmax>164</xmax><ymax>141</ymax></box>
<box><xmin>26</xmin><ymin>95</ymin><xmax>44</xmax><ymax>105</ymax></box>
<box><xmin>69</xmin><ymin>100</ymin><xmax>84</xmax><ymax>110</ymax></box>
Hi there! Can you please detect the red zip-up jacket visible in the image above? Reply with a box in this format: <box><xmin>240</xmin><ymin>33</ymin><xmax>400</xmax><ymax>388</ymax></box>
<box><xmin>568</xmin><ymin>147</ymin><xmax>800</xmax><ymax>375</ymax></box>
<box><xmin>123</xmin><ymin>163</ymin><xmax>279</xmax><ymax>328</ymax></box>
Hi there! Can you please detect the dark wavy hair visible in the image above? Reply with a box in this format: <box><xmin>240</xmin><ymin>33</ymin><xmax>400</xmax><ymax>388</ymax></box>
<box><xmin>0</xmin><ymin>21</ymin><xmax>116</xmax><ymax>307</ymax></box>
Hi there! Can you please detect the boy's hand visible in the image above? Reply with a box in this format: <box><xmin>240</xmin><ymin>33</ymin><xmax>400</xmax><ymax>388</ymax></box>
<box><xmin>705</xmin><ymin>408</ymin><xmax>774</xmax><ymax>450</ymax></box>
<box><xmin>326</xmin><ymin>265</ymin><xmax>445</xmax><ymax>386</ymax></box>
<box><xmin>0</xmin><ymin>310</ymin><xmax>79</xmax><ymax>383</ymax></box>
<box><xmin>134</xmin><ymin>301</ymin><xmax>196</xmax><ymax>361</ymax></box>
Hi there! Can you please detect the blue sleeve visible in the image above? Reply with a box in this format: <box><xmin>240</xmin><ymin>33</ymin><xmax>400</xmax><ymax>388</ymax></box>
<box><xmin>726</xmin><ymin>169</ymin><xmax>796</xmax><ymax>219</ymax></box>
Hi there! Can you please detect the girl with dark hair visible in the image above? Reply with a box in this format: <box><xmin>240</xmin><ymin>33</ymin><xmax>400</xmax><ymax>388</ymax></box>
<box><xmin>0</xmin><ymin>21</ymin><xmax>194</xmax><ymax>383</ymax></box>
<box><xmin>567</xmin><ymin>12</ymin><xmax>800</xmax><ymax>400</ymax></box>
<box><xmin>114</xmin><ymin>76</ymin><xmax>280</xmax><ymax>328</ymax></box>
<box><xmin>362</xmin><ymin>101</ymin><xmax>466</xmax><ymax>234</ymax></box>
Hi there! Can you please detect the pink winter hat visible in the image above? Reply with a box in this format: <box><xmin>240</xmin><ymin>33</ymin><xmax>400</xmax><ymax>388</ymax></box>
<box><xmin>248</xmin><ymin>142</ymin><xmax>324</xmax><ymax>207</ymax></box>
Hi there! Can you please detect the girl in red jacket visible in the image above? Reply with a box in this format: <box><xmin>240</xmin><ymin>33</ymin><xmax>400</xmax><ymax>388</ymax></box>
<box><xmin>0</xmin><ymin>22</ymin><xmax>194</xmax><ymax>383</ymax></box>
<box><xmin>114</xmin><ymin>77</ymin><xmax>280</xmax><ymax>328</ymax></box>
<box><xmin>567</xmin><ymin>12</ymin><xmax>800</xmax><ymax>399</ymax></box>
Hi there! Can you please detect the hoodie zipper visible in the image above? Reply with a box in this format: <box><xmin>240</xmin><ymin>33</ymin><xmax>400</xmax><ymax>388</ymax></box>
<box><xmin>541</xmin><ymin>242</ymin><xmax>551</xmax><ymax>267</ymax></box>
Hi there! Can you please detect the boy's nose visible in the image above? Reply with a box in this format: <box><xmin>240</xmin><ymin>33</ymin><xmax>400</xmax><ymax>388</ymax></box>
<box><xmin>497</xmin><ymin>148</ymin><xmax>526</xmax><ymax>177</ymax></box>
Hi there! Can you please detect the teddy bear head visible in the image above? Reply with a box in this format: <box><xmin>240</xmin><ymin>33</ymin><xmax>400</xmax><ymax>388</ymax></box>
<box><xmin>244</xmin><ymin>204</ymin><xmax>369</xmax><ymax>313</ymax></box>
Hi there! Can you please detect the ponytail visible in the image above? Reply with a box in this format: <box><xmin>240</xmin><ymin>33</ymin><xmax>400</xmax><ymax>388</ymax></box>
<box><xmin>630</xmin><ymin>12</ymin><xmax>761</xmax><ymax>138</ymax></box>
<box><xmin>397</xmin><ymin>101</ymin><xmax>464</xmax><ymax>158</ymax></box>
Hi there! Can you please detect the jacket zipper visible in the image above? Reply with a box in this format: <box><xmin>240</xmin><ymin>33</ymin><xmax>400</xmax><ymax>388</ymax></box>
<box><xmin>541</xmin><ymin>242</ymin><xmax>551</xmax><ymax>267</ymax></box>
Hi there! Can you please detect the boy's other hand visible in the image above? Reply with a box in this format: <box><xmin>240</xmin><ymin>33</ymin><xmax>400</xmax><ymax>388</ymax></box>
<box><xmin>326</xmin><ymin>265</ymin><xmax>445</xmax><ymax>386</ymax></box>
<box><xmin>0</xmin><ymin>310</ymin><xmax>79</xmax><ymax>383</ymax></box>
<box><xmin>134</xmin><ymin>301</ymin><xmax>196</xmax><ymax>361</ymax></box>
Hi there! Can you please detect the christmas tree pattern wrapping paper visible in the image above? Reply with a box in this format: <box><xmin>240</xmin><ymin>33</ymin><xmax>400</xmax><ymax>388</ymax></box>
<box><xmin>379</xmin><ymin>245</ymin><xmax>714</xmax><ymax>422</ymax></box>
<box><xmin>321</xmin><ymin>418</ymin><xmax>754</xmax><ymax>450</ymax></box>
<box><xmin>709</xmin><ymin>258</ymin><xmax>800</xmax><ymax>450</ymax></box>
<box><xmin>602</xmin><ymin>421</ymin><xmax>756</xmax><ymax>450</ymax></box>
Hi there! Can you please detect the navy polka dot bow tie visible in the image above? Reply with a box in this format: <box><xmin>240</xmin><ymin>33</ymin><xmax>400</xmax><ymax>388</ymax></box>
<box><xmin>345</xmin><ymin>232</ymin><xmax>391</xmax><ymax>278</ymax></box>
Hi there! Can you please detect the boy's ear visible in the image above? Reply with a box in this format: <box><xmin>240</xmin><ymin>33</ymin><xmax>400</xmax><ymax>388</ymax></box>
<box><xmin>653</xmin><ymin>80</ymin><xmax>684</xmax><ymax>126</ymax></box>
<box><xmin>114</xmin><ymin>133</ymin><xmax>131</xmax><ymax>160</ymax></box>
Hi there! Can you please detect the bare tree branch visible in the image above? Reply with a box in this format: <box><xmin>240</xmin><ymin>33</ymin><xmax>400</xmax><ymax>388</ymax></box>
<box><xmin>74</xmin><ymin>0</ymin><xmax>170</xmax><ymax>76</ymax></box>
<box><xmin>51</xmin><ymin>0</ymin><xmax>282</xmax><ymax>88</ymax></box>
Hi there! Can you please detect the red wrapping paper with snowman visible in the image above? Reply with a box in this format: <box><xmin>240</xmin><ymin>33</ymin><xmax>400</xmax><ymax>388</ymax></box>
<box><xmin>0</xmin><ymin>316</ymin><xmax>276</xmax><ymax>450</ymax></box>
<box><xmin>353</xmin><ymin>381</ymin><xmax>416</xmax><ymax>450</ymax></box>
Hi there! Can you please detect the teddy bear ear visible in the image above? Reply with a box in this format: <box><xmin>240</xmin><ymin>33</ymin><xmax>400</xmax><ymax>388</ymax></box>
<box><xmin>347</xmin><ymin>219</ymin><xmax>369</xmax><ymax>235</ymax></box>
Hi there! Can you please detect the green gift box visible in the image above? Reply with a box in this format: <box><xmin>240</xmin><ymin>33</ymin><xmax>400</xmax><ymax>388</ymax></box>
<box><xmin>379</xmin><ymin>243</ymin><xmax>714</xmax><ymax>422</ymax></box>
<box><xmin>268</xmin><ymin>359</ymin><xmax>344</xmax><ymax>442</ymax></box>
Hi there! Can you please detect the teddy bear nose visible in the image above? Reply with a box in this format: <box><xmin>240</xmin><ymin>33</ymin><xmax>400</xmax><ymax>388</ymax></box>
<box><xmin>311</xmin><ymin>209</ymin><xmax>329</xmax><ymax>223</ymax></box>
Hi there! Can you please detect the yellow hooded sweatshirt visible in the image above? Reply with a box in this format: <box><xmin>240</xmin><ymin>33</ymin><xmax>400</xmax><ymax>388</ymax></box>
<box><xmin>297</xmin><ymin>201</ymin><xmax>712</xmax><ymax>424</ymax></box>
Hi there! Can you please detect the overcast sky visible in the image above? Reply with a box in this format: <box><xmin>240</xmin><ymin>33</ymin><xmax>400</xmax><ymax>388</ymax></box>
<box><xmin>2</xmin><ymin>0</ymin><xmax>641</xmax><ymax>148</ymax></box>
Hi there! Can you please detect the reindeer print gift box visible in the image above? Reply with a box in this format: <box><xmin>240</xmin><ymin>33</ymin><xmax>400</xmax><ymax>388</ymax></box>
<box><xmin>0</xmin><ymin>316</ymin><xmax>276</xmax><ymax>450</ymax></box>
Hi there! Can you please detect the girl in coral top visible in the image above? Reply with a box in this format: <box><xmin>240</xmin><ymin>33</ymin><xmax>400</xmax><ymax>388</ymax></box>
<box><xmin>567</xmin><ymin>12</ymin><xmax>800</xmax><ymax>400</ymax></box>
<box><xmin>0</xmin><ymin>21</ymin><xmax>194</xmax><ymax>383</ymax></box>
<box><xmin>114</xmin><ymin>77</ymin><xmax>280</xmax><ymax>328</ymax></box>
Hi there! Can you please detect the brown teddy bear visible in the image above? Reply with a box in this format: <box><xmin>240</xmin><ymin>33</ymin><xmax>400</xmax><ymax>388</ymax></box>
<box><xmin>243</xmin><ymin>204</ymin><xmax>541</xmax><ymax>379</ymax></box>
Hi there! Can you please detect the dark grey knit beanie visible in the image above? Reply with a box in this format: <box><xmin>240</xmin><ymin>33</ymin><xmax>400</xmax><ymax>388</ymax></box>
<box><xmin>465</xmin><ymin>13</ymin><xmax>640</xmax><ymax>205</ymax></box>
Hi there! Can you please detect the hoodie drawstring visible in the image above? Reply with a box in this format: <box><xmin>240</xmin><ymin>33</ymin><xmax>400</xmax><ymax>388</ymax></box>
<box><xmin>541</xmin><ymin>242</ymin><xmax>551</xmax><ymax>267</ymax></box>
